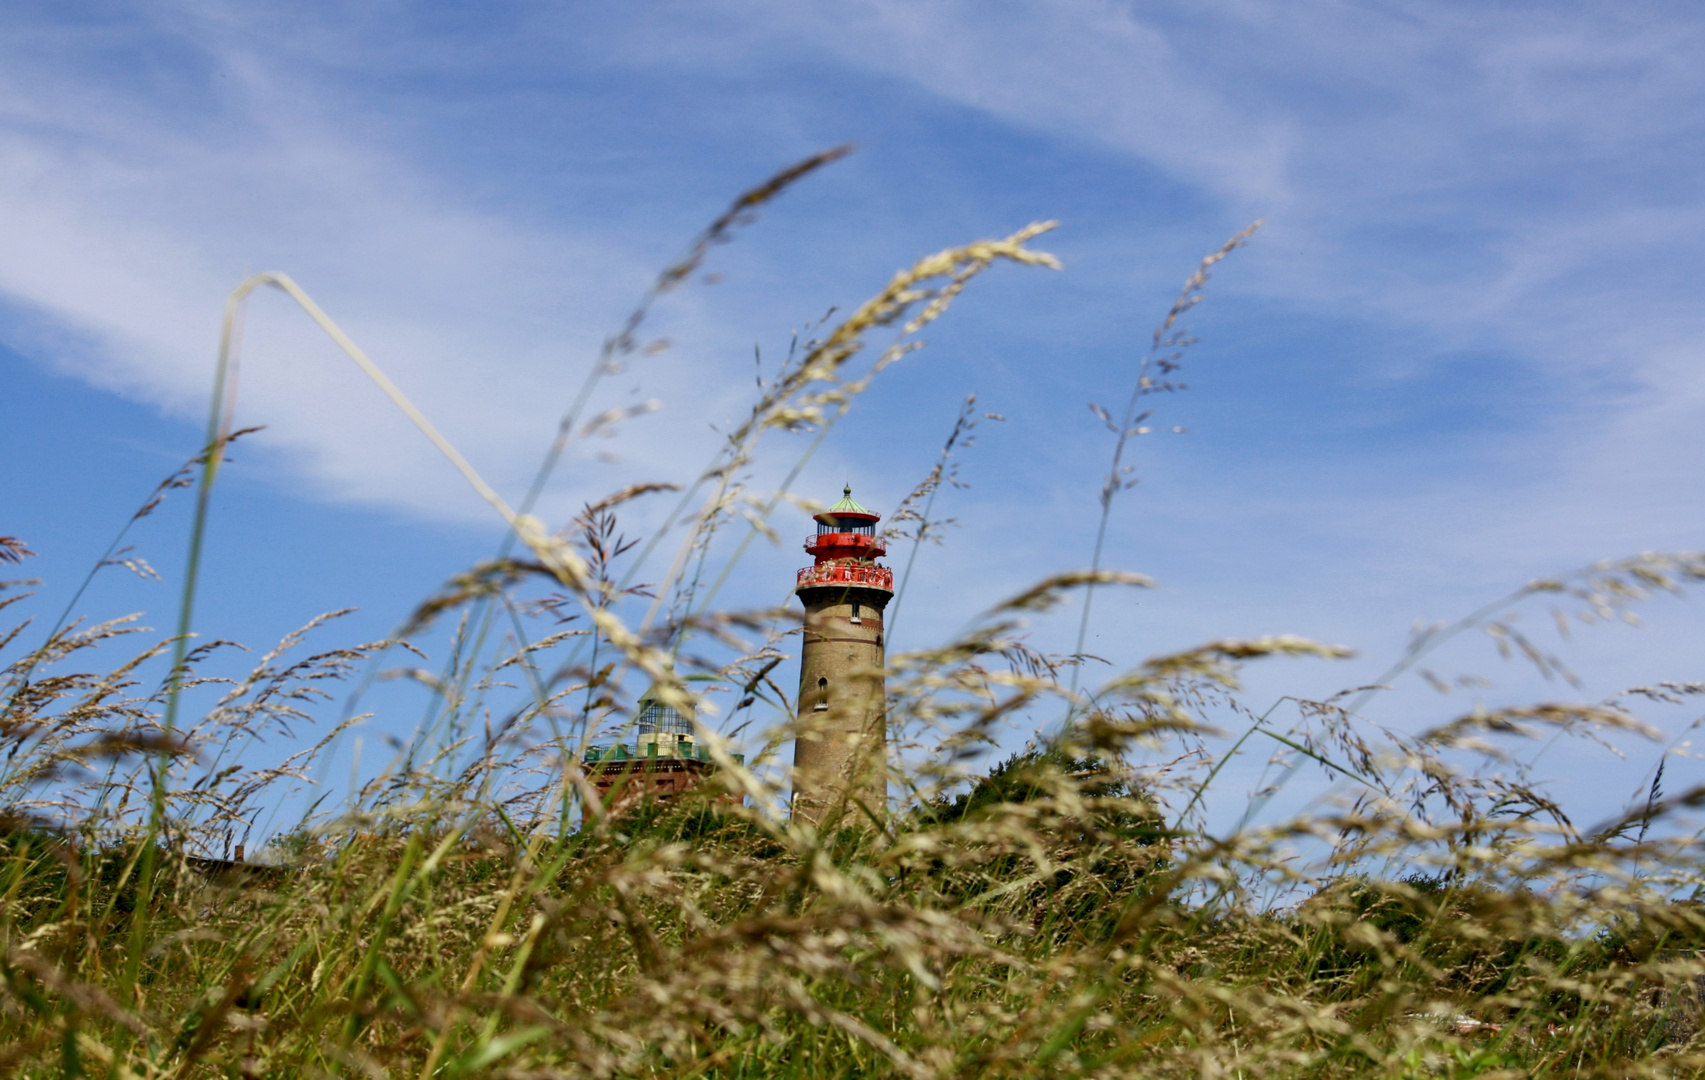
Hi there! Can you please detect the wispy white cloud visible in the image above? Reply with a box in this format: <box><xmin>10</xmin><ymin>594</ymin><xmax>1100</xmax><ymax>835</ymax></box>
<box><xmin>0</xmin><ymin>7</ymin><xmax>778</xmax><ymax>527</ymax></box>
<box><xmin>730</xmin><ymin>0</ymin><xmax>1705</xmax><ymax>360</ymax></box>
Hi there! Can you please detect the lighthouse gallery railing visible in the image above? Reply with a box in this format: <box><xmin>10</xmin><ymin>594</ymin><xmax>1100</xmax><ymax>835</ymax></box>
<box><xmin>796</xmin><ymin>562</ymin><xmax>894</xmax><ymax>590</ymax></box>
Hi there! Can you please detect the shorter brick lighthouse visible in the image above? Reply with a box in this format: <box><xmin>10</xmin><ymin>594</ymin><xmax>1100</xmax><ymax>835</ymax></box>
<box><xmin>792</xmin><ymin>487</ymin><xmax>893</xmax><ymax>825</ymax></box>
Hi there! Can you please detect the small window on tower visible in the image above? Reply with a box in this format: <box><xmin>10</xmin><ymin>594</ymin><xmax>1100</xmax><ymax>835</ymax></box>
<box><xmin>850</xmin><ymin>600</ymin><xmax>861</xmax><ymax>624</ymax></box>
<box><xmin>814</xmin><ymin>676</ymin><xmax>829</xmax><ymax>711</ymax></box>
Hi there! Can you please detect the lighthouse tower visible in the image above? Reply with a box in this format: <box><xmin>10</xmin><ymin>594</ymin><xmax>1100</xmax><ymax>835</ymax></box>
<box><xmin>792</xmin><ymin>486</ymin><xmax>893</xmax><ymax>825</ymax></box>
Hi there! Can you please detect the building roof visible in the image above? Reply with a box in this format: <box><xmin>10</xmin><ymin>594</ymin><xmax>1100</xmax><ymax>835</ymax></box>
<box><xmin>820</xmin><ymin>484</ymin><xmax>875</xmax><ymax>519</ymax></box>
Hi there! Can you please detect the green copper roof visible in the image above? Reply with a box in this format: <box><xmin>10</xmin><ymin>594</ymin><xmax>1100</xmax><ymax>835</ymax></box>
<box><xmin>824</xmin><ymin>484</ymin><xmax>871</xmax><ymax>516</ymax></box>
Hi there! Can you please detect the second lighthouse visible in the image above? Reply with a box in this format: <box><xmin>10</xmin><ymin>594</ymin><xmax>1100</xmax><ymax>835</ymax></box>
<box><xmin>792</xmin><ymin>487</ymin><xmax>892</xmax><ymax>825</ymax></box>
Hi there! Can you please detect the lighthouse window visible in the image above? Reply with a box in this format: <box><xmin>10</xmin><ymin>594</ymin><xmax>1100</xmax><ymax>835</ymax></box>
<box><xmin>636</xmin><ymin>700</ymin><xmax>692</xmax><ymax>736</ymax></box>
<box><xmin>850</xmin><ymin>601</ymin><xmax>861</xmax><ymax>624</ymax></box>
<box><xmin>817</xmin><ymin>518</ymin><xmax>875</xmax><ymax>536</ymax></box>
<box><xmin>813</xmin><ymin>676</ymin><xmax>829</xmax><ymax>711</ymax></box>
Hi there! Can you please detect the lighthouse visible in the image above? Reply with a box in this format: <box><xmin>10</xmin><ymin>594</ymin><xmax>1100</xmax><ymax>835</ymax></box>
<box><xmin>792</xmin><ymin>486</ymin><xmax>893</xmax><ymax>825</ymax></box>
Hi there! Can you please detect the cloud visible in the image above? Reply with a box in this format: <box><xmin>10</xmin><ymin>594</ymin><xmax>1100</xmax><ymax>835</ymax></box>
<box><xmin>735</xmin><ymin>0</ymin><xmax>1705</xmax><ymax>355</ymax></box>
<box><xmin>0</xmin><ymin>6</ymin><xmax>775</xmax><ymax>528</ymax></box>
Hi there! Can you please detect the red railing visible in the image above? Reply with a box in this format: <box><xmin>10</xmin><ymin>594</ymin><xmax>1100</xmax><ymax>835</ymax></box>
<box><xmin>804</xmin><ymin>531</ymin><xmax>886</xmax><ymax>555</ymax></box>
<box><xmin>796</xmin><ymin>562</ymin><xmax>894</xmax><ymax>591</ymax></box>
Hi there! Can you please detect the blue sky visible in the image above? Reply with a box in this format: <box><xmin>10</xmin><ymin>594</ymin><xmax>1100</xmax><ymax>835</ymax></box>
<box><xmin>4</xmin><ymin>1</ymin><xmax>1705</xmax><ymax>833</ymax></box>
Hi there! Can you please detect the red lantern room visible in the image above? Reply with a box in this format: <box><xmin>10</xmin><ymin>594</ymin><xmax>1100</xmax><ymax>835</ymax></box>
<box><xmin>797</xmin><ymin>485</ymin><xmax>894</xmax><ymax>593</ymax></box>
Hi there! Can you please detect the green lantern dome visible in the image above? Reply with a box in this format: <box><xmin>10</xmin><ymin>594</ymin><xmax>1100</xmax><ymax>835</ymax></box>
<box><xmin>824</xmin><ymin>484</ymin><xmax>870</xmax><ymax>516</ymax></box>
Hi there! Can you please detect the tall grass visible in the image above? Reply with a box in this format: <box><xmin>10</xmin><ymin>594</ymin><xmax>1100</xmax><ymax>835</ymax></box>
<box><xmin>4</xmin><ymin>152</ymin><xmax>1705</xmax><ymax>1078</ymax></box>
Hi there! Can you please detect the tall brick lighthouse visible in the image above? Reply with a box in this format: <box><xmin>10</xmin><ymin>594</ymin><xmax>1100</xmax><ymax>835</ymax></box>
<box><xmin>792</xmin><ymin>487</ymin><xmax>893</xmax><ymax>825</ymax></box>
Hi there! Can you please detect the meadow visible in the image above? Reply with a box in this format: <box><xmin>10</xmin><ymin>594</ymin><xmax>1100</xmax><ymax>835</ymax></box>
<box><xmin>4</xmin><ymin>151</ymin><xmax>1705</xmax><ymax>1079</ymax></box>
